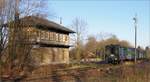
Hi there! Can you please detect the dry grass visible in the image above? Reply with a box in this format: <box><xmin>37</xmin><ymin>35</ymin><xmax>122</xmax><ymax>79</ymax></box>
<box><xmin>20</xmin><ymin>60</ymin><xmax>150</xmax><ymax>82</ymax></box>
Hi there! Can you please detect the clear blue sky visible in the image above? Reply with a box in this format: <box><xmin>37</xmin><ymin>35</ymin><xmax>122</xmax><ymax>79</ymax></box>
<box><xmin>48</xmin><ymin>0</ymin><xmax>150</xmax><ymax>48</ymax></box>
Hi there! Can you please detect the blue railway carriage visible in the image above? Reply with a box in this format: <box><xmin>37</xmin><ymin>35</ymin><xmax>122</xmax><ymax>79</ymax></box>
<box><xmin>105</xmin><ymin>44</ymin><xmax>146</xmax><ymax>64</ymax></box>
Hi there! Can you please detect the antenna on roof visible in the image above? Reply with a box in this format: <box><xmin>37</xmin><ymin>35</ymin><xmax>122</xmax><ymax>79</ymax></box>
<box><xmin>60</xmin><ymin>17</ymin><xmax>62</xmax><ymax>24</ymax></box>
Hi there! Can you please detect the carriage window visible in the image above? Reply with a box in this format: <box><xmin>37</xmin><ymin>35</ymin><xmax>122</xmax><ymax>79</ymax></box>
<box><xmin>111</xmin><ymin>47</ymin><xmax>115</xmax><ymax>54</ymax></box>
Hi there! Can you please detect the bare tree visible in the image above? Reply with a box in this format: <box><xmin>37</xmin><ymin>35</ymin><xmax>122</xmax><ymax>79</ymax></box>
<box><xmin>70</xmin><ymin>17</ymin><xmax>87</xmax><ymax>63</ymax></box>
<box><xmin>19</xmin><ymin>0</ymin><xmax>50</xmax><ymax>18</ymax></box>
<box><xmin>0</xmin><ymin>0</ymin><xmax>51</xmax><ymax>80</ymax></box>
<box><xmin>83</xmin><ymin>36</ymin><xmax>97</xmax><ymax>61</ymax></box>
<box><xmin>0</xmin><ymin>0</ymin><xmax>6</xmax><ymax>60</ymax></box>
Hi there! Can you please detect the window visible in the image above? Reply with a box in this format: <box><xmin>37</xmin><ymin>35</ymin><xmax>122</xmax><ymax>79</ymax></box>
<box><xmin>29</xmin><ymin>28</ymin><xmax>36</xmax><ymax>41</ymax></box>
<box><xmin>32</xmin><ymin>31</ymin><xmax>37</xmax><ymax>40</ymax></box>
<box><xmin>46</xmin><ymin>31</ymin><xmax>49</xmax><ymax>40</ymax></box>
<box><xmin>27</xmin><ymin>27</ymin><xmax>32</xmax><ymax>36</ymax></box>
<box><xmin>53</xmin><ymin>32</ymin><xmax>56</xmax><ymax>41</ymax></box>
<box><xmin>36</xmin><ymin>30</ymin><xmax>40</xmax><ymax>37</ymax></box>
<box><xmin>41</xmin><ymin>31</ymin><xmax>45</xmax><ymax>40</ymax></box>
<box><xmin>65</xmin><ymin>35</ymin><xmax>68</xmax><ymax>42</ymax></box>
<box><xmin>49</xmin><ymin>32</ymin><xmax>53</xmax><ymax>41</ymax></box>
<box><xmin>63</xmin><ymin>35</ymin><xmax>65</xmax><ymax>42</ymax></box>
<box><xmin>59</xmin><ymin>34</ymin><xmax>63</xmax><ymax>42</ymax></box>
<box><xmin>56</xmin><ymin>33</ymin><xmax>59</xmax><ymax>42</ymax></box>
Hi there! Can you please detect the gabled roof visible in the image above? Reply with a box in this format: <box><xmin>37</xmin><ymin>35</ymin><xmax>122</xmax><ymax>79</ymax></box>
<box><xmin>23</xmin><ymin>16</ymin><xmax>75</xmax><ymax>33</ymax></box>
<box><xmin>6</xmin><ymin>16</ymin><xmax>75</xmax><ymax>33</ymax></box>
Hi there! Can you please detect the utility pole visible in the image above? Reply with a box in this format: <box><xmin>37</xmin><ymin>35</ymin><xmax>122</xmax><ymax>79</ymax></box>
<box><xmin>149</xmin><ymin>20</ymin><xmax>150</xmax><ymax>48</ymax></box>
<box><xmin>133</xmin><ymin>14</ymin><xmax>137</xmax><ymax>63</ymax></box>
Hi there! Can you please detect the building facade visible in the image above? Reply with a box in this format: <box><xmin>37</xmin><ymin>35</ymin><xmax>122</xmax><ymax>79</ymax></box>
<box><xmin>19</xmin><ymin>16</ymin><xmax>74</xmax><ymax>65</ymax></box>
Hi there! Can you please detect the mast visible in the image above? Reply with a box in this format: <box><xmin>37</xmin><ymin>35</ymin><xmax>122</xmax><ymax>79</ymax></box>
<box><xmin>133</xmin><ymin>14</ymin><xmax>137</xmax><ymax>63</ymax></box>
